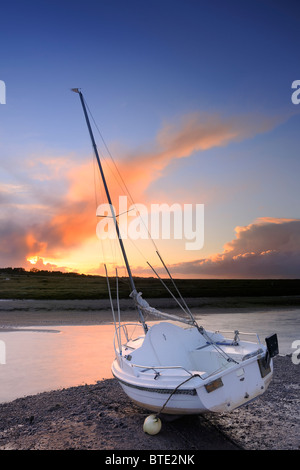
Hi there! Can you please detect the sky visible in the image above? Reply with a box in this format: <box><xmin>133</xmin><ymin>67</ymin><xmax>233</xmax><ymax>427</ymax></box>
<box><xmin>0</xmin><ymin>0</ymin><xmax>300</xmax><ymax>279</ymax></box>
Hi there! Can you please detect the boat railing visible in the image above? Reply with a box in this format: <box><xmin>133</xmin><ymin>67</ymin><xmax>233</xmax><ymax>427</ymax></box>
<box><xmin>113</xmin><ymin>322</ymin><xmax>145</xmax><ymax>355</ymax></box>
<box><xmin>113</xmin><ymin>324</ymin><xmax>202</xmax><ymax>379</ymax></box>
<box><xmin>113</xmin><ymin>325</ymin><xmax>264</xmax><ymax>379</ymax></box>
<box><xmin>213</xmin><ymin>329</ymin><xmax>262</xmax><ymax>345</ymax></box>
<box><xmin>128</xmin><ymin>363</ymin><xmax>205</xmax><ymax>380</ymax></box>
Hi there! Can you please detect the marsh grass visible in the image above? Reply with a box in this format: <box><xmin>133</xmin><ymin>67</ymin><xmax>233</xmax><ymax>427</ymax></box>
<box><xmin>0</xmin><ymin>269</ymin><xmax>299</xmax><ymax>301</ymax></box>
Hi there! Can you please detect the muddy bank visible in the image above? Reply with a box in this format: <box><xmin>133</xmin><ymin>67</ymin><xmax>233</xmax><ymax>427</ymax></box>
<box><xmin>0</xmin><ymin>297</ymin><xmax>299</xmax><ymax>327</ymax></box>
<box><xmin>0</xmin><ymin>355</ymin><xmax>298</xmax><ymax>451</ymax></box>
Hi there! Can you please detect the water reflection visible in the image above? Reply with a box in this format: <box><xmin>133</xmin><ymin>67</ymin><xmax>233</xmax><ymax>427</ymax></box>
<box><xmin>0</xmin><ymin>308</ymin><xmax>299</xmax><ymax>404</ymax></box>
<box><xmin>198</xmin><ymin>308</ymin><xmax>299</xmax><ymax>356</ymax></box>
<box><xmin>0</xmin><ymin>325</ymin><xmax>116</xmax><ymax>403</ymax></box>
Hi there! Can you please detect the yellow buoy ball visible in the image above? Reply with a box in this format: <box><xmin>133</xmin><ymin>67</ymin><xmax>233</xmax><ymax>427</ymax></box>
<box><xmin>143</xmin><ymin>414</ymin><xmax>162</xmax><ymax>435</ymax></box>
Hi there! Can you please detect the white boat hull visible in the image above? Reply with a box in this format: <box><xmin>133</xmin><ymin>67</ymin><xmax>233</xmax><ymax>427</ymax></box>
<box><xmin>112</xmin><ymin>358</ymin><xmax>273</xmax><ymax>415</ymax></box>
<box><xmin>75</xmin><ymin>90</ymin><xmax>277</xmax><ymax>417</ymax></box>
<box><xmin>111</xmin><ymin>322</ymin><xmax>274</xmax><ymax>415</ymax></box>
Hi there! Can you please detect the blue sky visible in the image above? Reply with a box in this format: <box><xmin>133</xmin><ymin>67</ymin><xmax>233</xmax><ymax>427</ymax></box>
<box><xmin>1</xmin><ymin>0</ymin><xmax>300</xmax><ymax>277</ymax></box>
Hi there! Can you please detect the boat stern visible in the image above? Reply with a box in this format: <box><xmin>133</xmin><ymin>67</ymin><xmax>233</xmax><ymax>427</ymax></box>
<box><xmin>196</xmin><ymin>339</ymin><xmax>277</xmax><ymax>413</ymax></box>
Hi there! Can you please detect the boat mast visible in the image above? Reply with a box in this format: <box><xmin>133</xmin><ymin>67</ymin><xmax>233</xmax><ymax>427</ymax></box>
<box><xmin>73</xmin><ymin>89</ymin><xmax>147</xmax><ymax>332</ymax></box>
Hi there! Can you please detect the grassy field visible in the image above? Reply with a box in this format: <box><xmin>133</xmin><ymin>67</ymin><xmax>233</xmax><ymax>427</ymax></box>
<box><xmin>0</xmin><ymin>269</ymin><xmax>299</xmax><ymax>300</ymax></box>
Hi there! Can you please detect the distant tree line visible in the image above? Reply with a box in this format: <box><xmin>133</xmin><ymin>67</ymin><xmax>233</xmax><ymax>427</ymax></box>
<box><xmin>0</xmin><ymin>267</ymin><xmax>86</xmax><ymax>276</ymax></box>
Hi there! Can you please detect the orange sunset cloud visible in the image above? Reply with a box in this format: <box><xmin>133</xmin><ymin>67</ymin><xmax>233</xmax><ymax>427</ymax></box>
<box><xmin>117</xmin><ymin>111</ymin><xmax>282</xmax><ymax>200</ymax></box>
<box><xmin>0</xmin><ymin>110</ymin><xmax>288</xmax><ymax>273</ymax></box>
<box><xmin>29</xmin><ymin>111</ymin><xmax>252</xmax><ymax>260</ymax></box>
<box><xmin>167</xmin><ymin>218</ymin><xmax>300</xmax><ymax>279</ymax></box>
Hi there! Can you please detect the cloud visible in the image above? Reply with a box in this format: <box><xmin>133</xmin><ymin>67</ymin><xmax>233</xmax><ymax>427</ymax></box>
<box><xmin>26</xmin><ymin>256</ymin><xmax>69</xmax><ymax>272</ymax></box>
<box><xmin>0</xmin><ymin>220</ymin><xmax>29</xmax><ymax>267</ymax></box>
<box><xmin>117</xmin><ymin>111</ymin><xmax>283</xmax><ymax>201</ymax></box>
<box><xmin>170</xmin><ymin>218</ymin><xmax>300</xmax><ymax>278</ymax></box>
<box><xmin>0</xmin><ymin>110</ymin><xmax>289</xmax><ymax>271</ymax></box>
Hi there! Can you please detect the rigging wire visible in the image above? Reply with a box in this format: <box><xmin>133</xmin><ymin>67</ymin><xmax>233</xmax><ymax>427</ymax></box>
<box><xmin>84</xmin><ymin>96</ymin><xmax>160</xmax><ymax>301</ymax></box>
<box><xmin>84</xmin><ymin>99</ymin><xmax>134</xmax><ymax>202</ymax></box>
<box><xmin>83</xmin><ymin>95</ymin><xmax>198</xmax><ymax>324</ymax></box>
<box><xmin>115</xmin><ymin>268</ymin><xmax>122</xmax><ymax>353</ymax></box>
<box><xmin>155</xmin><ymin>250</ymin><xmax>197</xmax><ymax>325</ymax></box>
<box><xmin>105</xmin><ymin>264</ymin><xmax>121</xmax><ymax>354</ymax></box>
<box><xmin>83</xmin><ymin>94</ymin><xmax>239</xmax><ymax>364</ymax></box>
<box><xmin>146</xmin><ymin>261</ymin><xmax>191</xmax><ymax>319</ymax></box>
<box><xmin>80</xmin><ymin>93</ymin><xmax>240</xmax><ymax>367</ymax></box>
<box><xmin>93</xmin><ymin>152</ymin><xmax>119</xmax><ymax>279</ymax></box>
<box><xmin>84</xmin><ymin>96</ymin><xmax>160</xmax><ymax>254</ymax></box>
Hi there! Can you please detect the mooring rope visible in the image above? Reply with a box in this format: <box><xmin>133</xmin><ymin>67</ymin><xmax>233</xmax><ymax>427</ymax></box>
<box><xmin>157</xmin><ymin>373</ymin><xmax>201</xmax><ymax>416</ymax></box>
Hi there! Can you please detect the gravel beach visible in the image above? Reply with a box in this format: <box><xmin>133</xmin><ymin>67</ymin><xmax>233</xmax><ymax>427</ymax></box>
<box><xmin>0</xmin><ymin>299</ymin><xmax>299</xmax><ymax>452</ymax></box>
<box><xmin>0</xmin><ymin>355</ymin><xmax>298</xmax><ymax>450</ymax></box>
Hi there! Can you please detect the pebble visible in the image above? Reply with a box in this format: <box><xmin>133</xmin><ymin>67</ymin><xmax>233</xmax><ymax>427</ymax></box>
<box><xmin>0</xmin><ymin>355</ymin><xmax>298</xmax><ymax>450</ymax></box>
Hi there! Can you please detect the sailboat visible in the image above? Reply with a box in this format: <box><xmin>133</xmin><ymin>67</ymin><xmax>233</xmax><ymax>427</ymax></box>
<box><xmin>73</xmin><ymin>89</ymin><xmax>279</xmax><ymax>418</ymax></box>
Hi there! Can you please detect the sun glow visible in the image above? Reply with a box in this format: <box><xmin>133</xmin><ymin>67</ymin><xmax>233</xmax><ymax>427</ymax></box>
<box><xmin>27</xmin><ymin>256</ymin><xmax>39</xmax><ymax>265</ymax></box>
